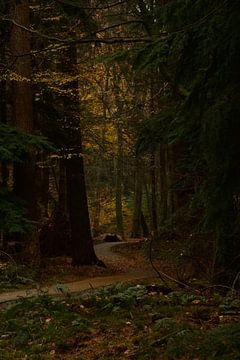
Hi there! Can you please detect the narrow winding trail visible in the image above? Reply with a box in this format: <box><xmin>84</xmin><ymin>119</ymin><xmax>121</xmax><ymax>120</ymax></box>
<box><xmin>0</xmin><ymin>242</ymin><xmax>155</xmax><ymax>305</ymax></box>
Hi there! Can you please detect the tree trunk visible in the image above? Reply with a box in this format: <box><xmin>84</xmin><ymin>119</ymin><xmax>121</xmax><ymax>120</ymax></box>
<box><xmin>10</xmin><ymin>0</ymin><xmax>33</xmax><ymax>132</ymax></box>
<box><xmin>10</xmin><ymin>0</ymin><xmax>40</xmax><ymax>262</ymax></box>
<box><xmin>131</xmin><ymin>156</ymin><xmax>143</xmax><ymax>237</ymax></box>
<box><xmin>62</xmin><ymin>45</ymin><xmax>99</xmax><ymax>265</ymax></box>
<box><xmin>141</xmin><ymin>211</ymin><xmax>149</xmax><ymax>237</ymax></box>
<box><xmin>58</xmin><ymin>157</ymin><xmax>68</xmax><ymax>214</ymax></box>
<box><xmin>66</xmin><ymin>155</ymin><xmax>98</xmax><ymax>265</ymax></box>
<box><xmin>151</xmin><ymin>152</ymin><xmax>158</xmax><ymax>239</ymax></box>
<box><xmin>166</xmin><ymin>144</ymin><xmax>174</xmax><ymax>223</ymax></box>
<box><xmin>115</xmin><ymin>122</ymin><xmax>124</xmax><ymax>238</ymax></box>
<box><xmin>158</xmin><ymin>144</ymin><xmax>168</xmax><ymax>225</ymax></box>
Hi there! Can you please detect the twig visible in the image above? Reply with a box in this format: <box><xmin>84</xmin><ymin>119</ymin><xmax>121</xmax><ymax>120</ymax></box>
<box><xmin>149</xmin><ymin>234</ymin><xmax>169</xmax><ymax>286</ymax></box>
<box><xmin>57</xmin><ymin>0</ymin><xmax>127</xmax><ymax>10</ymax></box>
<box><xmin>148</xmin><ymin>234</ymin><xmax>191</xmax><ymax>289</ymax></box>
<box><xmin>232</xmin><ymin>271</ymin><xmax>240</xmax><ymax>291</ymax></box>
<box><xmin>0</xmin><ymin>249</ymin><xmax>17</xmax><ymax>265</ymax></box>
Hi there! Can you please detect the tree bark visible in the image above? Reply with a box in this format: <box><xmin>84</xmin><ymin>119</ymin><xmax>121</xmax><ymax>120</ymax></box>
<box><xmin>115</xmin><ymin>122</ymin><xmax>124</xmax><ymax>238</ymax></box>
<box><xmin>62</xmin><ymin>45</ymin><xmax>99</xmax><ymax>265</ymax></box>
<box><xmin>131</xmin><ymin>155</ymin><xmax>143</xmax><ymax>237</ymax></box>
<box><xmin>10</xmin><ymin>0</ymin><xmax>40</xmax><ymax>262</ymax></box>
<box><xmin>158</xmin><ymin>144</ymin><xmax>168</xmax><ymax>225</ymax></box>
<box><xmin>151</xmin><ymin>152</ymin><xmax>158</xmax><ymax>239</ymax></box>
<box><xmin>66</xmin><ymin>154</ymin><xmax>98</xmax><ymax>265</ymax></box>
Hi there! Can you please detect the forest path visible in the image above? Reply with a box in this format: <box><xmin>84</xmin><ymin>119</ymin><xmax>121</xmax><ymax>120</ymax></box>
<box><xmin>0</xmin><ymin>241</ymin><xmax>156</xmax><ymax>305</ymax></box>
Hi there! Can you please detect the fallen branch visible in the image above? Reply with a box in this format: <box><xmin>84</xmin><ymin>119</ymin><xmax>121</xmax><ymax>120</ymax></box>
<box><xmin>148</xmin><ymin>234</ymin><xmax>192</xmax><ymax>289</ymax></box>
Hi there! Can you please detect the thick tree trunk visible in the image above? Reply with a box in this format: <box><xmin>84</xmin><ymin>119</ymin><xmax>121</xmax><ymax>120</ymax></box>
<box><xmin>10</xmin><ymin>0</ymin><xmax>33</xmax><ymax>132</ymax></box>
<box><xmin>58</xmin><ymin>157</ymin><xmax>68</xmax><ymax>214</ymax></box>
<box><xmin>62</xmin><ymin>45</ymin><xmax>99</xmax><ymax>265</ymax></box>
<box><xmin>10</xmin><ymin>0</ymin><xmax>40</xmax><ymax>262</ymax></box>
<box><xmin>66</xmin><ymin>155</ymin><xmax>98</xmax><ymax>265</ymax></box>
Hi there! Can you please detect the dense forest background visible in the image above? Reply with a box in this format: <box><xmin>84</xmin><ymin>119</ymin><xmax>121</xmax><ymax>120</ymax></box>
<box><xmin>0</xmin><ymin>0</ymin><xmax>239</xmax><ymax>286</ymax></box>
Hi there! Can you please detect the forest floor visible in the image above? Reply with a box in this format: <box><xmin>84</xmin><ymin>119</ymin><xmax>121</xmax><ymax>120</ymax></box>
<box><xmin>0</xmin><ymin>238</ymin><xmax>240</xmax><ymax>359</ymax></box>
<box><xmin>0</xmin><ymin>239</ymin><xmax>157</xmax><ymax>303</ymax></box>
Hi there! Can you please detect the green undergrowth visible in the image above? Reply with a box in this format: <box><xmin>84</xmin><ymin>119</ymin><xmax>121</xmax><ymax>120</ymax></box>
<box><xmin>0</xmin><ymin>261</ymin><xmax>38</xmax><ymax>291</ymax></box>
<box><xmin>0</xmin><ymin>282</ymin><xmax>239</xmax><ymax>359</ymax></box>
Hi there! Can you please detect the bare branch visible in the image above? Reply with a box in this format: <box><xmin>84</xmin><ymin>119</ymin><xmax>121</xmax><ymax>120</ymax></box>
<box><xmin>1</xmin><ymin>16</ymin><xmax>68</xmax><ymax>43</ymax></box>
<box><xmin>33</xmin><ymin>36</ymin><xmax>150</xmax><ymax>54</ymax></box>
<box><xmin>90</xmin><ymin>20</ymin><xmax>144</xmax><ymax>36</ymax></box>
<box><xmin>1</xmin><ymin>16</ymin><xmax>148</xmax><ymax>46</ymax></box>
<box><xmin>56</xmin><ymin>0</ymin><xmax>128</xmax><ymax>10</ymax></box>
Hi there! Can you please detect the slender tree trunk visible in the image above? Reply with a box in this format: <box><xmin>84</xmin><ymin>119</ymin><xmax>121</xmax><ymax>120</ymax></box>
<box><xmin>0</xmin><ymin>26</ymin><xmax>7</xmax><ymax>249</ymax></box>
<box><xmin>143</xmin><ymin>172</ymin><xmax>151</xmax><ymax>228</ymax></box>
<box><xmin>131</xmin><ymin>156</ymin><xmax>142</xmax><ymax>237</ymax></box>
<box><xmin>151</xmin><ymin>152</ymin><xmax>158</xmax><ymax>239</ymax></box>
<box><xmin>158</xmin><ymin>144</ymin><xmax>168</xmax><ymax>224</ymax></box>
<box><xmin>115</xmin><ymin>122</ymin><xmax>124</xmax><ymax>238</ymax></box>
<box><xmin>141</xmin><ymin>211</ymin><xmax>149</xmax><ymax>237</ymax></box>
<box><xmin>166</xmin><ymin>144</ymin><xmax>174</xmax><ymax>222</ymax></box>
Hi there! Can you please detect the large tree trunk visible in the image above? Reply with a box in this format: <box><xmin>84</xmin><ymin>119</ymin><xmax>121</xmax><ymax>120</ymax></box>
<box><xmin>66</xmin><ymin>154</ymin><xmax>98</xmax><ymax>265</ymax></box>
<box><xmin>10</xmin><ymin>0</ymin><xmax>40</xmax><ymax>262</ymax></box>
<box><xmin>10</xmin><ymin>0</ymin><xmax>33</xmax><ymax>132</ymax></box>
<box><xmin>62</xmin><ymin>45</ymin><xmax>99</xmax><ymax>265</ymax></box>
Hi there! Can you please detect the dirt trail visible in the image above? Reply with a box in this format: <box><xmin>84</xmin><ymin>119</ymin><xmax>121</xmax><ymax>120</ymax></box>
<box><xmin>0</xmin><ymin>242</ymin><xmax>155</xmax><ymax>304</ymax></box>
